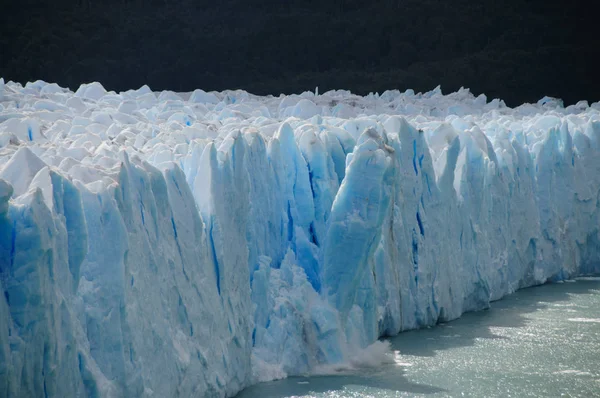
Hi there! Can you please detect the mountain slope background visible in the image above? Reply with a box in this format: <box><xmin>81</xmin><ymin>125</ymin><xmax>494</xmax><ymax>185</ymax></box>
<box><xmin>1</xmin><ymin>0</ymin><xmax>596</xmax><ymax>106</ymax></box>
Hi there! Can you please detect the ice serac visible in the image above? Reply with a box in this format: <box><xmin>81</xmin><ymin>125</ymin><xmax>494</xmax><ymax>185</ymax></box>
<box><xmin>1</xmin><ymin>79</ymin><xmax>600</xmax><ymax>397</ymax></box>
<box><xmin>323</xmin><ymin>128</ymin><xmax>393</xmax><ymax>343</ymax></box>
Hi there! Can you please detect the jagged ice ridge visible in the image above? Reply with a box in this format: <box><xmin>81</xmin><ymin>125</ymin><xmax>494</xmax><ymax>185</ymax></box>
<box><xmin>1</xmin><ymin>78</ymin><xmax>600</xmax><ymax>397</ymax></box>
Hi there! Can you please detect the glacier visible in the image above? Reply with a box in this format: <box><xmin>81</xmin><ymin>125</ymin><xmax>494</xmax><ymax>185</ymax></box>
<box><xmin>1</xmin><ymin>78</ymin><xmax>600</xmax><ymax>397</ymax></box>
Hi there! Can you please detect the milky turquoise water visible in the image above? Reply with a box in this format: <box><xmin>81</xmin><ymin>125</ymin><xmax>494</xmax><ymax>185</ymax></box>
<box><xmin>237</xmin><ymin>278</ymin><xmax>600</xmax><ymax>398</ymax></box>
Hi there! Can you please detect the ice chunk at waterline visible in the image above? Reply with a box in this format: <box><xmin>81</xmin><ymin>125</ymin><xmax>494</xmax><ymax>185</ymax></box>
<box><xmin>1</xmin><ymin>79</ymin><xmax>600</xmax><ymax>397</ymax></box>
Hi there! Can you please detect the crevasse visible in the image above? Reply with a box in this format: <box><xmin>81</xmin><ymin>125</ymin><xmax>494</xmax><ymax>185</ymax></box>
<box><xmin>1</xmin><ymin>79</ymin><xmax>600</xmax><ymax>397</ymax></box>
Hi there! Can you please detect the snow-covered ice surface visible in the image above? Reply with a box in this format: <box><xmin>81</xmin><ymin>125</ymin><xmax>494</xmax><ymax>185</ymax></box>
<box><xmin>1</xmin><ymin>78</ymin><xmax>600</xmax><ymax>397</ymax></box>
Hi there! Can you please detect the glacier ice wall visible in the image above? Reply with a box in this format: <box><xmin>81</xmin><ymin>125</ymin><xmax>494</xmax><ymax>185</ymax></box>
<box><xmin>1</xmin><ymin>79</ymin><xmax>600</xmax><ymax>397</ymax></box>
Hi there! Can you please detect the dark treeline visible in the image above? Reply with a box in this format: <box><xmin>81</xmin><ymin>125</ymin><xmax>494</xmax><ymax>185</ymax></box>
<box><xmin>0</xmin><ymin>0</ymin><xmax>596</xmax><ymax>106</ymax></box>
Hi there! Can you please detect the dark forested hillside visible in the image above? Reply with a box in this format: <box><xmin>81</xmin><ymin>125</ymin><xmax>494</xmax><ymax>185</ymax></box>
<box><xmin>0</xmin><ymin>0</ymin><xmax>596</xmax><ymax>106</ymax></box>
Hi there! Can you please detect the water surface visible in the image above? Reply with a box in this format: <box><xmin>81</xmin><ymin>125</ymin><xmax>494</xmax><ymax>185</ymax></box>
<box><xmin>237</xmin><ymin>278</ymin><xmax>600</xmax><ymax>397</ymax></box>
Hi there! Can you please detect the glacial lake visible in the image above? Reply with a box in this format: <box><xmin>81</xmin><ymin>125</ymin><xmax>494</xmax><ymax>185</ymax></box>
<box><xmin>237</xmin><ymin>277</ymin><xmax>600</xmax><ymax>397</ymax></box>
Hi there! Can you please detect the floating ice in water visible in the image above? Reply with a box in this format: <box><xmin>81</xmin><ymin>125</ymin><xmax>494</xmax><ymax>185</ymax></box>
<box><xmin>0</xmin><ymin>79</ymin><xmax>600</xmax><ymax>397</ymax></box>
<box><xmin>567</xmin><ymin>318</ymin><xmax>600</xmax><ymax>323</ymax></box>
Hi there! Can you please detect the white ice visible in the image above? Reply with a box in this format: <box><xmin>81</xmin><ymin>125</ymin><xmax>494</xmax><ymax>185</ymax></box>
<box><xmin>1</xmin><ymin>79</ymin><xmax>600</xmax><ymax>397</ymax></box>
